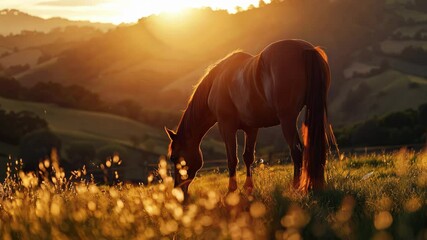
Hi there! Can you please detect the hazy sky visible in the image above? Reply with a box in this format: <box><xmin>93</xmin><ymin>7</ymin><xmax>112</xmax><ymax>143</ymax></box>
<box><xmin>0</xmin><ymin>0</ymin><xmax>270</xmax><ymax>24</ymax></box>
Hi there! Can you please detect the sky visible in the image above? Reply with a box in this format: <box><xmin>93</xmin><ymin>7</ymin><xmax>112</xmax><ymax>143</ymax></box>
<box><xmin>0</xmin><ymin>0</ymin><xmax>271</xmax><ymax>24</ymax></box>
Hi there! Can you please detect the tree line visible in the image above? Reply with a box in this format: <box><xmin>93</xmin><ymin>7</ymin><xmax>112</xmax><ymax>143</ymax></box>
<box><xmin>0</xmin><ymin>77</ymin><xmax>175</xmax><ymax>182</ymax></box>
<box><xmin>0</xmin><ymin>107</ymin><xmax>47</xmax><ymax>145</ymax></box>
<box><xmin>17</xmin><ymin>129</ymin><xmax>131</xmax><ymax>184</ymax></box>
<box><xmin>0</xmin><ymin>77</ymin><xmax>180</xmax><ymax>128</ymax></box>
<box><xmin>335</xmin><ymin>103</ymin><xmax>427</xmax><ymax>147</ymax></box>
<box><xmin>0</xmin><ymin>103</ymin><xmax>135</xmax><ymax>183</ymax></box>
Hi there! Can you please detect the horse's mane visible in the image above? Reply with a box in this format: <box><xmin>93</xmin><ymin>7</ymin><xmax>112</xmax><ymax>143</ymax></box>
<box><xmin>177</xmin><ymin>50</ymin><xmax>243</xmax><ymax>134</ymax></box>
<box><xmin>188</xmin><ymin>50</ymin><xmax>243</xmax><ymax>104</ymax></box>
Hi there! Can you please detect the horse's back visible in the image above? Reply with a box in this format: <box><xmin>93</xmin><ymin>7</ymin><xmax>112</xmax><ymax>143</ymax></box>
<box><xmin>208</xmin><ymin>40</ymin><xmax>318</xmax><ymax>128</ymax></box>
<box><xmin>208</xmin><ymin>53</ymin><xmax>250</xmax><ymax>117</ymax></box>
<box><xmin>259</xmin><ymin>40</ymin><xmax>315</xmax><ymax>114</ymax></box>
<box><xmin>208</xmin><ymin>50</ymin><xmax>281</xmax><ymax>128</ymax></box>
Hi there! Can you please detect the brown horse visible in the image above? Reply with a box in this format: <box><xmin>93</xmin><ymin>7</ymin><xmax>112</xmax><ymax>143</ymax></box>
<box><xmin>165</xmin><ymin>39</ymin><xmax>335</xmax><ymax>196</ymax></box>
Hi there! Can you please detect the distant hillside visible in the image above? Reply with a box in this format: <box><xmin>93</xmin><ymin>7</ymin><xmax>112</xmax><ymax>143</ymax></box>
<box><xmin>331</xmin><ymin>0</ymin><xmax>427</xmax><ymax>124</ymax></box>
<box><xmin>0</xmin><ymin>9</ymin><xmax>115</xmax><ymax>35</ymax></box>
<box><xmin>0</xmin><ymin>25</ymin><xmax>107</xmax><ymax>81</ymax></box>
<box><xmin>15</xmin><ymin>0</ymin><xmax>389</xmax><ymax>112</ymax></box>
<box><xmin>0</xmin><ymin>9</ymin><xmax>114</xmax><ymax>78</ymax></box>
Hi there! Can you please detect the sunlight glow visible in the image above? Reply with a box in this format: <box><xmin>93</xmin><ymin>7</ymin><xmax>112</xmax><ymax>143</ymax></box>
<box><xmin>105</xmin><ymin>0</ymin><xmax>272</xmax><ymax>23</ymax></box>
<box><xmin>0</xmin><ymin>0</ymin><xmax>272</xmax><ymax>24</ymax></box>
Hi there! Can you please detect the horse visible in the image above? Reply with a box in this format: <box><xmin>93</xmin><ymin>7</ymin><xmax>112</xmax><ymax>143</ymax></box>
<box><xmin>165</xmin><ymin>39</ymin><xmax>335</xmax><ymax>196</ymax></box>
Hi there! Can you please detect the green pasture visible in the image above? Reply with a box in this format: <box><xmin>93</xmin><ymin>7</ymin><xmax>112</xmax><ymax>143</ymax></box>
<box><xmin>0</xmin><ymin>96</ymin><xmax>167</xmax><ymax>153</ymax></box>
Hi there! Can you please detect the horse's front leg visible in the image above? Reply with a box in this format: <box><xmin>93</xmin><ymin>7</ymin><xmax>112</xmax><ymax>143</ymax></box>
<box><xmin>218</xmin><ymin>123</ymin><xmax>238</xmax><ymax>192</ymax></box>
<box><xmin>243</xmin><ymin>128</ymin><xmax>258</xmax><ymax>194</ymax></box>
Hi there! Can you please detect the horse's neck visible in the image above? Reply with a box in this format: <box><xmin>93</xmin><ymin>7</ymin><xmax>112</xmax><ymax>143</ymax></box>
<box><xmin>177</xmin><ymin>98</ymin><xmax>215</xmax><ymax>146</ymax></box>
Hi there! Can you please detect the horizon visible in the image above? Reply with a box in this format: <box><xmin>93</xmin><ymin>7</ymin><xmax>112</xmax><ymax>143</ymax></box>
<box><xmin>0</xmin><ymin>0</ymin><xmax>271</xmax><ymax>24</ymax></box>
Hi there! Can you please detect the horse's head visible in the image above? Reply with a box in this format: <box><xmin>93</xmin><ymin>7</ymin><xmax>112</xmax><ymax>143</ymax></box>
<box><xmin>164</xmin><ymin>127</ymin><xmax>203</xmax><ymax>197</ymax></box>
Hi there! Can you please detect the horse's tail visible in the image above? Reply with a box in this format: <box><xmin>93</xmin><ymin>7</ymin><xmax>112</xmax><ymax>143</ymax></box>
<box><xmin>299</xmin><ymin>47</ymin><xmax>332</xmax><ymax>191</ymax></box>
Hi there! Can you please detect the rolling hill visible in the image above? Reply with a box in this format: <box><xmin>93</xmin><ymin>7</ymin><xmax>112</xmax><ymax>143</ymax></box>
<box><xmin>0</xmin><ymin>9</ymin><xmax>115</xmax><ymax>35</ymax></box>
<box><xmin>0</xmin><ymin>95</ymin><xmax>227</xmax><ymax>181</ymax></box>
<box><xmin>0</xmin><ymin>24</ymin><xmax>111</xmax><ymax>86</ymax></box>
<box><xmin>0</xmin><ymin>95</ymin><xmax>166</xmax><ymax>180</ymax></box>
<box><xmin>331</xmin><ymin>0</ymin><xmax>427</xmax><ymax>124</ymax></box>
<box><xmin>330</xmin><ymin>70</ymin><xmax>427</xmax><ymax>124</ymax></box>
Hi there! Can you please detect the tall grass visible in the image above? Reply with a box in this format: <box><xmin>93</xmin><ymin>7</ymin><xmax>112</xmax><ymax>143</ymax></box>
<box><xmin>0</xmin><ymin>149</ymin><xmax>426</xmax><ymax>239</ymax></box>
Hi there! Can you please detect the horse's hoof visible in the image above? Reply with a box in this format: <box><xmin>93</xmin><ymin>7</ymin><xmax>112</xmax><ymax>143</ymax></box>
<box><xmin>228</xmin><ymin>177</ymin><xmax>238</xmax><ymax>192</ymax></box>
<box><xmin>243</xmin><ymin>176</ymin><xmax>254</xmax><ymax>195</ymax></box>
<box><xmin>227</xmin><ymin>186</ymin><xmax>238</xmax><ymax>193</ymax></box>
<box><xmin>243</xmin><ymin>186</ymin><xmax>253</xmax><ymax>195</ymax></box>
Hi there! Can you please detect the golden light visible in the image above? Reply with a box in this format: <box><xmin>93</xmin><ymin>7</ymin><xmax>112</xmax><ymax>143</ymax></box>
<box><xmin>115</xmin><ymin>0</ymin><xmax>189</xmax><ymax>23</ymax></box>
<box><xmin>0</xmin><ymin>0</ymin><xmax>272</xmax><ymax>25</ymax></box>
<box><xmin>108</xmin><ymin>0</ymin><xmax>271</xmax><ymax>24</ymax></box>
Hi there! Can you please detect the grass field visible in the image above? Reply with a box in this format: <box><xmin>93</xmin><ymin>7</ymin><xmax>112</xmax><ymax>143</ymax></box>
<box><xmin>0</xmin><ymin>149</ymin><xmax>425</xmax><ymax>239</ymax></box>
<box><xmin>0</xmin><ymin>96</ymin><xmax>171</xmax><ymax>181</ymax></box>
<box><xmin>0</xmin><ymin>96</ymin><xmax>226</xmax><ymax>157</ymax></box>
<box><xmin>0</xmin><ymin>96</ymin><xmax>166</xmax><ymax>154</ymax></box>
<box><xmin>0</xmin><ymin>96</ymin><xmax>229</xmax><ymax>182</ymax></box>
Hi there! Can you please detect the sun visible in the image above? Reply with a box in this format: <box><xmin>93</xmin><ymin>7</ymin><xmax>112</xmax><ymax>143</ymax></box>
<box><xmin>109</xmin><ymin>0</ymin><xmax>271</xmax><ymax>24</ymax></box>
<box><xmin>108</xmin><ymin>0</ymin><xmax>192</xmax><ymax>23</ymax></box>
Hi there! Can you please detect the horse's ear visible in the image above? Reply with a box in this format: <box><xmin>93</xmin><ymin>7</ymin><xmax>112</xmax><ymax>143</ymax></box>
<box><xmin>164</xmin><ymin>127</ymin><xmax>176</xmax><ymax>141</ymax></box>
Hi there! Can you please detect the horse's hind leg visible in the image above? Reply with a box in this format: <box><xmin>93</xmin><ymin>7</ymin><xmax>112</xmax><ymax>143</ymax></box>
<box><xmin>218</xmin><ymin>123</ymin><xmax>239</xmax><ymax>192</ymax></box>
<box><xmin>243</xmin><ymin>128</ymin><xmax>258</xmax><ymax>194</ymax></box>
<box><xmin>280</xmin><ymin>116</ymin><xmax>303</xmax><ymax>188</ymax></box>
